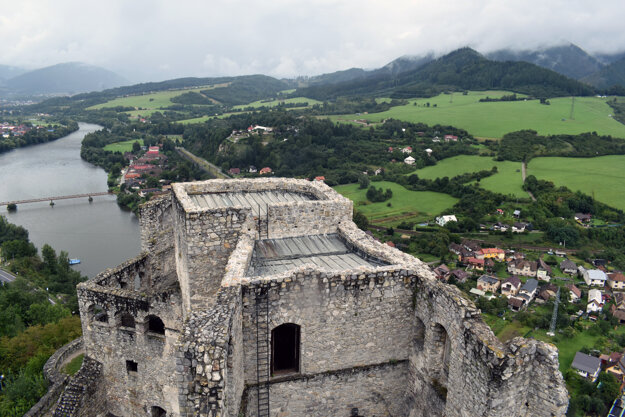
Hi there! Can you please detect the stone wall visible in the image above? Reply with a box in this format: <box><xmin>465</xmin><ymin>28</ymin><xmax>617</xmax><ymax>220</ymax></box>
<box><xmin>24</xmin><ymin>338</ymin><xmax>83</xmax><ymax>417</ymax></box>
<box><xmin>53</xmin><ymin>357</ymin><xmax>104</xmax><ymax>417</ymax></box>
<box><xmin>77</xmin><ymin>259</ymin><xmax>184</xmax><ymax>416</ymax></box>
<box><xmin>140</xmin><ymin>194</ymin><xmax>176</xmax><ymax>280</ymax></box>
<box><xmin>241</xmin><ymin>267</ymin><xmax>418</xmax><ymax>384</ymax></box>
<box><xmin>244</xmin><ymin>362</ymin><xmax>411</xmax><ymax>417</ymax></box>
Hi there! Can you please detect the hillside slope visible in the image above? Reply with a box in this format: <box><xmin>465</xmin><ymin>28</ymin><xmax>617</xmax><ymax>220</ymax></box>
<box><xmin>295</xmin><ymin>48</ymin><xmax>596</xmax><ymax>100</ymax></box>
<box><xmin>4</xmin><ymin>62</ymin><xmax>128</xmax><ymax>95</ymax></box>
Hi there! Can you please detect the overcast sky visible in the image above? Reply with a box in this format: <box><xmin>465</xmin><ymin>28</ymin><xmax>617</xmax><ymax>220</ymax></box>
<box><xmin>2</xmin><ymin>0</ymin><xmax>625</xmax><ymax>82</ymax></box>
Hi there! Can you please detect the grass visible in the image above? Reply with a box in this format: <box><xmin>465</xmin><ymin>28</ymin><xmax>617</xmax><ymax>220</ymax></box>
<box><xmin>411</xmin><ymin>155</ymin><xmax>526</xmax><ymax>197</ymax></box>
<box><xmin>328</xmin><ymin>91</ymin><xmax>625</xmax><ymax>139</ymax></box>
<box><xmin>333</xmin><ymin>181</ymin><xmax>457</xmax><ymax>226</ymax></box>
<box><xmin>86</xmin><ymin>84</ymin><xmax>226</xmax><ymax>111</ymax></box>
<box><xmin>62</xmin><ymin>353</ymin><xmax>84</xmax><ymax>375</ymax></box>
<box><xmin>103</xmin><ymin>139</ymin><xmax>144</xmax><ymax>153</ymax></box>
<box><xmin>232</xmin><ymin>96</ymin><xmax>321</xmax><ymax>110</ymax></box>
<box><xmin>176</xmin><ymin>115</ymin><xmax>213</xmax><ymax>125</ymax></box>
<box><xmin>528</xmin><ymin>155</ymin><xmax>625</xmax><ymax>211</ymax></box>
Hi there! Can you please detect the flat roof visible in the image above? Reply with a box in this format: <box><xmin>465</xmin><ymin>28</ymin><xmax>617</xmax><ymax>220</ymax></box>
<box><xmin>247</xmin><ymin>234</ymin><xmax>386</xmax><ymax>276</ymax></box>
<box><xmin>188</xmin><ymin>190</ymin><xmax>316</xmax><ymax>215</ymax></box>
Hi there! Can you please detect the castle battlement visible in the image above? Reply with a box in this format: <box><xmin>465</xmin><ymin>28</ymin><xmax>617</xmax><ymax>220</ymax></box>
<box><xmin>72</xmin><ymin>179</ymin><xmax>568</xmax><ymax>417</ymax></box>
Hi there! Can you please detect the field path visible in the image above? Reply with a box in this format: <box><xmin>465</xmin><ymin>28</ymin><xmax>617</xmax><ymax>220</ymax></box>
<box><xmin>521</xmin><ymin>162</ymin><xmax>536</xmax><ymax>201</ymax></box>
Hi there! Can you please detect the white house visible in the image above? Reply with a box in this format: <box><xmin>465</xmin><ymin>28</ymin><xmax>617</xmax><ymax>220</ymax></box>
<box><xmin>401</xmin><ymin>146</ymin><xmax>412</xmax><ymax>154</ymax></box>
<box><xmin>425</xmin><ymin>148</ymin><xmax>433</xmax><ymax>155</ymax></box>
<box><xmin>436</xmin><ymin>215</ymin><xmax>457</xmax><ymax>227</ymax></box>
<box><xmin>583</xmin><ymin>269</ymin><xmax>608</xmax><ymax>287</ymax></box>
<box><xmin>586</xmin><ymin>289</ymin><xmax>604</xmax><ymax>313</ymax></box>
<box><xmin>571</xmin><ymin>352</ymin><xmax>601</xmax><ymax>381</ymax></box>
<box><xmin>404</xmin><ymin>156</ymin><xmax>416</xmax><ymax>165</ymax></box>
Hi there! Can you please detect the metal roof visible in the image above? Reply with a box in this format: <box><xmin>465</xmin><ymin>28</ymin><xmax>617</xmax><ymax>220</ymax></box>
<box><xmin>247</xmin><ymin>234</ymin><xmax>386</xmax><ymax>276</ymax></box>
<box><xmin>571</xmin><ymin>351</ymin><xmax>601</xmax><ymax>375</ymax></box>
<box><xmin>189</xmin><ymin>190</ymin><xmax>316</xmax><ymax>215</ymax></box>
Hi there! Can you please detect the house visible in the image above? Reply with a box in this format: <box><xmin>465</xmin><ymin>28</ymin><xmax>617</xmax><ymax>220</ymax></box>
<box><xmin>436</xmin><ymin>215</ymin><xmax>457</xmax><ymax>227</ymax></box>
<box><xmin>248</xmin><ymin>165</ymin><xmax>257</xmax><ymax>173</ymax></box>
<box><xmin>401</xmin><ymin>146</ymin><xmax>412</xmax><ymax>154</ymax></box>
<box><xmin>444</xmin><ymin>134</ymin><xmax>458</xmax><ymax>142</ymax></box>
<box><xmin>519</xmin><ymin>279</ymin><xmax>539</xmax><ymax>301</ymax></box>
<box><xmin>404</xmin><ymin>156</ymin><xmax>416</xmax><ymax>165</ymax></box>
<box><xmin>512</xmin><ymin>222</ymin><xmax>527</xmax><ymax>233</ymax></box>
<box><xmin>496</xmin><ymin>209</ymin><xmax>504</xmax><ymax>215</ymax></box>
<box><xmin>314</xmin><ymin>176</ymin><xmax>325</xmax><ymax>182</ymax></box>
<box><xmin>433</xmin><ymin>264</ymin><xmax>451</xmax><ymax>281</ymax></box>
<box><xmin>476</xmin><ymin>247</ymin><xmax>505</xmax><ymax>261</ymax></box>
<box><xmin>374</xmin><ymin>168</ymin><xmax>383</xmax><ymax>175</ymax></box>
<box><xmin>606</xmin><ymin>353</ymin><xmax>625</xmax><ymax>383</ymax></box>
<box><xmin>425</xmin><ymin>148</ymin><xmax>433</xmax><ymax>155</ymax></box>
<box><xmin>586</xmin><ymin>289</ymin><xmax>604</xmax><ymax>313</ymax></box>
<box><xmin>574</xmin><ymin>213</ymin><xmax>592</xmax><ymax>225</ymax></box>
<box><xmin>508</xmin><ymin>297</ymin><xmax>525</xmax><ymax>312</ymax></box>
<box><xmin>501</xmin><ymin>276</ymin><xmax>522</xmax><ymax>297</ymax></box>
<box><xmin>571</xmin><ymin>352</ymin><xmax>601</xmax><ymax>381</ymax></box>
<box><xmin>513</xmin><ymin>210</ymin><xmax>521</xmax><ymax>218</ymax></box>
<box><xmin>450</xmin><ymin>269</ymin><xmax>470</xmax><ymax>283</ymax></box>
<box><xmin>477</xmin><ymin>275</ymin><xmax>500</xmax><ymax>293</ymax></box>
<box><xmin>583</xmin><ymin>269</ymin><xmax>607</xmax><ymax>287</ymax></box>
<box><xmin>228</xmin><ymin>168</ymin><xmax>241</xmax><ymax>175</ymax></box>
<box><xmin>555</xmin><ymin>250</ymin><xmax>566</xmax><ymax>257</ymax></box>
<box><xmin>492</xmin><ymin>222</ymin><xmax>508</xmax><ymax>232</ymax></box>
<box><xmin>387</xmin><ymin>147</ymin><xmax>393</xmax><ymax>153</ymax></box>
<box><xmin>608</xmin><ymin>272</ymin><xmax>625</xmax><ymax>290</ymax></box>
<box><xmin>507</xmin><ymin>259</ymin><xmax>537</xmax><ymax>278</ymax></box>
<box><xmin>448</xmin><ymin>243</ymin><xmax>464</xmax><ymax>257</ymax></box>
<box><xmin>462</xmin><ymin>240</ymin><xmax>481</xmax><ymax>252</ymax></box>
<box><xmin>259</xmin><ymin>167</ymin><xmax>272</xmax><ymax>175</ymax></box>
<box><xmin>560</xmin><ymin>259</ymin><xmax>577</xmax><ymax>275</ymax></box>
<box><xmin>593</xmin><ymin>259</ymin><xmax>608</xmax><ymax>268</ymax></box>
<box><xmin>566</xmin><ymin>284</ymin><xmax>582</xmax><ymax>302</ymax></box>
<box><xmin>536</xmin><ymin>259</ymin><xmax>552</xmax><ymax>281</ymax></box>
<box><xmin>466</xmin><ymin>258</ymin><xmax>485</xmax><ymax>271</ymax></box>
<box><xmin>538</xmin><ymin>284</ymin><xmax>558</xmax><ymax>301</ymax></box>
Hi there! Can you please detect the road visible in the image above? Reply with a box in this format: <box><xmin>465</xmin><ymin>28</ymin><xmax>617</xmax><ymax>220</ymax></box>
<box><xmin>521</xmin><ymin>161</ymin><xmax>537</xmax><ymax>201</ymax></box>
<box><xmin>0</xmin><ymin>268</ymin><xmax>16</xmax><ymax>284</ymax></box>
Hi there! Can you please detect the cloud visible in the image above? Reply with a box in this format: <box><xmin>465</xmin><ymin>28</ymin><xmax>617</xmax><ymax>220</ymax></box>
<box><xmin>1</xmin><ymin>0</ymin><xmax>625</xmax><ymax>81</ymax></box>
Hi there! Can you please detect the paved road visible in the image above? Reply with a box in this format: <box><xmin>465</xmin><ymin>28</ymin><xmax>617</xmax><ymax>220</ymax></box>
<box><xmin>0</xmin><ymin>268</ymin><xmax>17</xmax><ymax>284</ymax></box>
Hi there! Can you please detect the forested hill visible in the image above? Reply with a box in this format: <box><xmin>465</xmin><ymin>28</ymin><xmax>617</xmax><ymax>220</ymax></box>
<box><xmin>29</xmin><ymin>74</ymin><xmax>289</xmax><ymax>112</ymax></box>
<box><xmin>294</xmin><ymin>48</ymin><xmax>596</xmax><ymax>100</ymax></box>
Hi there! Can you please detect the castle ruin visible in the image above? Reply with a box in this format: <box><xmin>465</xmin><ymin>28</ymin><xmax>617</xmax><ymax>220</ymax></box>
<box><xmin>73</xmin><ymin>178</ymin><xmax>569</xmax><ymax>417</ymax></box>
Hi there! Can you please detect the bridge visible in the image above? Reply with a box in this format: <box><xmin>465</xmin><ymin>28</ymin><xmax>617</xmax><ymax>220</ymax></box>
<box><xmin>1</xmin><ymin>191</ymin><xmax>112</xmax><ymax>207</ymax></box>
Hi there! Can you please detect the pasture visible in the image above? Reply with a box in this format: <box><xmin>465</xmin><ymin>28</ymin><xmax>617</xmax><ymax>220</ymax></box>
<box><xmin>411</xmin><ymin>155</ymin><xmax>526</xmax><ymax>197</ymax></box>
<box><xmin>330</xmin><ymin>91</ymin><xmax>625</xmax><ymax>139</ymax></box>
<box><xmin>86</xmin><ymin>84</ymin><xmax>225</xmax><ymax>110</ymax></box>
<box><xmin>103</xmin><ymin>139</ymin><xmax>144</xmax><ymax>152</ymax></box>
<box><xmin>528</xmin><ymin>155</ymin><xmax>625</xmax><ymax>210</ymax></box>
<box><xmin>233</xmin><ymin>96</ymin><xmax>321</xmax><ymax>110</ymax></box>
<box><xmin>333</xmin><ymin>181</ymin><xmax>457</xmax><ymax>226</ymax></box>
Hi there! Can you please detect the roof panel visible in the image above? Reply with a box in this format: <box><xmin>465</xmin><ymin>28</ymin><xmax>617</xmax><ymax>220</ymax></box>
<box><xmin>188</xmin><ymin>190</ymin><xmax>315</xmax><ymax>211</ymax></box>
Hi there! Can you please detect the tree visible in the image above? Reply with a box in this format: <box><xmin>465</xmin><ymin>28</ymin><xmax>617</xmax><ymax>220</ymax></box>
<box><xmin>358</xmin><ymin>174</ymin><xmax>370</xmax><ymax>189</ymax></box>
<box><xmin>353</xmin><ymin>210</ymin><xmax>369</xmax><ymax>231</ymax></box>
<box><xmin>132</xmin><ymin>141</ymin><xmax>141</xmax><ymax>153</ymax></box>
<box><xmin>41</xmin><ymin>244</ymin><xmax>57</xmax><ymax>273</ymax></box>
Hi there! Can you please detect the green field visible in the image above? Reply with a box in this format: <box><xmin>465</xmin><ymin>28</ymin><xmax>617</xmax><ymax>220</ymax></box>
<box><xmin>86</xmin><ymin>84</ymin><xmax>225</xmax><ymax>111</ymax></box>
<box><xmin>411</xmin><ymin>155</ymin><xmax>526</xmax><ymax>197</ymax></box>
<box><xmin>330</xmin><ymin>91</ymin><xmax>625</xmax><ymax>139</ymax></box>
<box><xmin>334</xmin><ymin>181</ymin><xmax>457</xmax><ymax>226</ymax></box>
<box><xmin>528</xmin><ymin>155</ymin><xmax>625</xmax><ymax>210</ymax></box>
<box><xmin>233</xmin><ymin>96</ymin><xmax>321</xmax><ymax>110</ymax></box>
<box><xmin>176</xmin><ymin>115</ymin><xmax>213</xmax><ymax>124</ymax></box>
<box><xmin>103</xmin><ymin>139</ymin><xmax>144</xmax><ymax>152</ymax></box>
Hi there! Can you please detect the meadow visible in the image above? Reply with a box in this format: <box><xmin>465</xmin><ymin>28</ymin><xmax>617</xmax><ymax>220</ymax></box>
<box><xmin>102</xmin><ymin>139</ymin><xmax>144</xmax><ymax>152</ymax></box>
<box><xmin>232</xmin><ymin>96</ymin><xmax>321</xmax><ymax>110</ymax></box>
<box><xmin>528</xmin><ymin>155</ymin><xmax>625</xmax><ymax>210</ymax></box>
<box><xmin>86</xmin><ymin>84</ymin><xmax>224</xmax><ymax>110</ymax></box>
<box><xmin>334</xmin><ymin>181</ymin><xmax>457</xmax><ymax>226</ymax></box>
<box><xmin>411</xmin><ymin>155</ymin><xmax>526</xmax><ymax>197</ymax></box>
<box><xmin>330</xmin><ymin>91</ymin><xmax>625</xmax><ymax>139</ymax></box>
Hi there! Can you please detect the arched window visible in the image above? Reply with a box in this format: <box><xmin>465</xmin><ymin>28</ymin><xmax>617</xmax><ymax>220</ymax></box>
<box><xmin>432</xmin><ymin>323</ymin><xmax>451</xmax><ymax>378</ymax></box>
<box><xmin>271</xmin><ymin>323</ymin><xmax>300</xmax><ymax>374</ymax></box>
<box><xmin>119</xmin><ymin>312</ymin><xmax>135</xmax><ymax>329</ymax></box>
<box><xmin>147</xmin><ymin>315</ymin><xmax>165</xmax><ymax>335</ymax></box>
<box><xmin>414</xmin><ymin>317</ymin><xmax>426</xmax><ymax>350</ymax></box>
<box><xmin>150</xmin><ymin>406</ymin><xmax>166</xmax><ymax>417</ymax></box>
<box><xmin>89</xmin><ymin>305</ymin><xmax>108</xmax><ymax>323</ymax></box>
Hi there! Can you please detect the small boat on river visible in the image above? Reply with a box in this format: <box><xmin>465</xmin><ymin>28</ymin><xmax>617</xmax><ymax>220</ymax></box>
<box><xmin>69</xmin><ymin>259</ymin><xmax>81</xmax><ymax>265</ymax></box>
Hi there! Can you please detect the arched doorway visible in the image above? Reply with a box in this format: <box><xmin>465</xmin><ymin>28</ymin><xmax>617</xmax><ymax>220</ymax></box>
<box><xmin>271</xmin><ymin>323</ymin><xmax>300</xmax><ymax>375</ymax></box>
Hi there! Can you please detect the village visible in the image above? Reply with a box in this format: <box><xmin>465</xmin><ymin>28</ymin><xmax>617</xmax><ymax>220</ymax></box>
<box><xmin>426</xmin><ymin>211</ymin><xmax>625</xmax><ymax>412</ymax></box>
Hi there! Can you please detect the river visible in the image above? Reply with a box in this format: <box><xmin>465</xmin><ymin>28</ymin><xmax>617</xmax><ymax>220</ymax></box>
<box><xmin>0</xmin><ymin>123</ymin><xmax>141</xmax><ymax>278</ymax></box>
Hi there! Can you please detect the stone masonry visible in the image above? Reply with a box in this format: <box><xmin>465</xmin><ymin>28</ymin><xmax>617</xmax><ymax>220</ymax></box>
<box><xmin>74</xmin><ymin>178</ymin><xmax>568</xmax><ymax>417</ymax></box>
